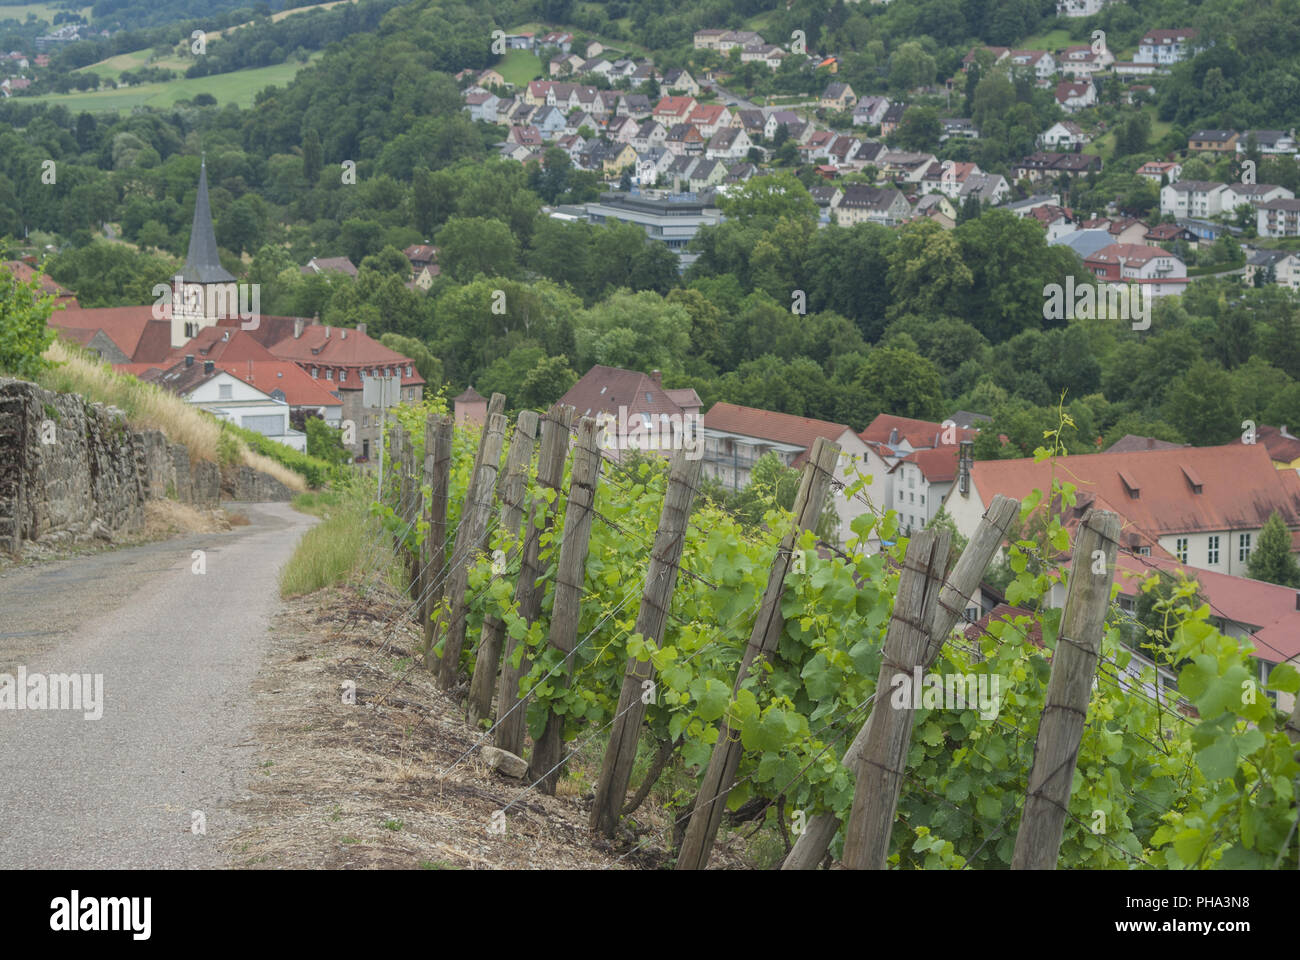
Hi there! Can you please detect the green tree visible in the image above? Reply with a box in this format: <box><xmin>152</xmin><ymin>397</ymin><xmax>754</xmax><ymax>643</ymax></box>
<box><xmin>436</xmin><ymin>217</ymin><xmax>519</xmax><ymax>282</ymax></box>
<box><xmin>1246</xmin><ymin>511</ymin><xmax>1300</xmax><ymax>587</ymax></box>
<box><xmin>305</xmin><ymin>417</ymin><xmax>348</xmax><ymax>466</ymax></box>
<box><xmin>0</xmin><ymin>271</ymin><xmax>56</xmax><ymax>377</ymax></box>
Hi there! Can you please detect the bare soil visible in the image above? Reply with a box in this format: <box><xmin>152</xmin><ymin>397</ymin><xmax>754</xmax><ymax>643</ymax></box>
<box><xmin>224</xmin><ymin>582</ymin><xmax>755</xmax><ymax>870</ymax></box>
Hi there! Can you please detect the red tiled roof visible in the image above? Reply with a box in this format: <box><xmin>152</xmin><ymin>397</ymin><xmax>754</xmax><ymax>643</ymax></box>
<box><xmin>559</xmin><ymin>364</ymin><xmax>684</xmax><ymax>423</ymax></box>
<box><xmin>890</xmin><ymin>445</ymin><xmax>960</xmax><ymax>482</ymax></box>
<box><xmin>1113</xmin><ymin>553</ymin><xmax>1300</xmax><ymax>664</ymax></box>
<box><xmin>1105</xmin><ymin>434</ymin><xmax>1187</xmax><ymax>453</ymax></box>
<box><xmin>168</xmin><ymin>327</ymin><xmax>276</xmax><ymax>364</ymax></box>
<box><xmin>267</xmin><ymin>324</ymin><xmax>426</xmax><ymax>388</ymax></box>
<box><xmin>703</xmin><ymin>402</ymin><xmax>849</xmax><ymax>466</ymax></box>
<box><xmin>968</xmin><ymin>443</ymin><xmax>1300</xmax><ymax>543</ymax></box>
<box><xmin>48</xmin><ymin>306</ymin><xmax>173</xmax><ymax>363</ymax></box>
<box><xmin>1</xmin><ymin>261</ymin><xmax>78</xmax><ymax>303</ymax></box>
<box><xmin>1257</xmin><ymin>426</ymin><xmax>1300</xmax><ymax>465</ymax></box>
<box><xmin>860</xmin><ymin>413</ymin><xmax>977</xmax><ymax>449</ymax></box>
<box><xmin>215</xmin><ymin>360</ymin><xmax>342</xmax><ymax>409</ymax></box>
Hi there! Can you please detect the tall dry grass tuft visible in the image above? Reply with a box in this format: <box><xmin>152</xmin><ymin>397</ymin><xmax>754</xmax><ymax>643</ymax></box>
<box><xmin>41</xmin><ymin>340</ymin><xmax>305</xmax><ymax>492</ymax></box>
<box><xmin>41</xmin><ymin>340</ymin><xmax>223</xmax><ymax>460</ymax></box>
<box><xmin>244</xmin><ymin>448</ymin><xmax>308</xmax><ymax>492</ymax></box>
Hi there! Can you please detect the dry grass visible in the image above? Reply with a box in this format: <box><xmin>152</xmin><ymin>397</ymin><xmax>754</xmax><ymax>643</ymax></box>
<box><xmin>142</xmin><ymin>499</ymin><xmax>235</xmax><ymax>538</ymax></box>
<box><xmin>40</xmin><ymin>340</ymin><xmax>306</xmax><ymax>491</ymax></box>
<box><xmin>41</xmin><ymin>340</ymin><xmax>222</xmax><ymax>460</ymax></box>
<box><xmin>244</xmin><ymin>448</ymin><xmax>308</xmax><ymax>492</ymax></box>
<box><xmin>225</xmin><ymin>582</ymin><xmax>754</xmax><ymax>870</ymax></box>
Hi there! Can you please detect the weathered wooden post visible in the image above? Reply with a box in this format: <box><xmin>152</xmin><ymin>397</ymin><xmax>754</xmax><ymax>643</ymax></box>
<box><xmin>676</xmin><ymin>437</ymin><xmax>840</xmax><ymax>870</ymax></box>
<box><xmin>1010</xmin><ymin>508</ymin><xmax>1121</xmax><ymax>870</ymax></box>
<box><xmin>495</xmin><ymin>403</ymin><xmax>575</xmax><ymax>756</ymax></box>
<box><xmin>840</xmin><ymin>527</ymin><xmax>949</xmax><ymax>870</ymax></box>
<box><xmin>591</xmin><ymin>447</ymin><xmax>703</xmax><ymax>837</ymax></box>
<box><xmin>436</xmin><ymin>412</ymin><xmax>507</xmax><ymax>690</ymax></box>
<box><xmin>467</xmin><ymin>410</ymin><xmax>541</xmax><ymax>727</ymax></box>
<box><xmin>782</xmin><ymin>494</ymin><xmax>1020</xmax><ymax>869</ymax></box>
<box><xmin>528</xmin><ymin>416</ymin><xmax>602</xmax><ymax>795</ymax></box>
<box><xmin>421</xmin><ymin>413</ymin><xmax>453</xmax><ymax>668</ymax></box>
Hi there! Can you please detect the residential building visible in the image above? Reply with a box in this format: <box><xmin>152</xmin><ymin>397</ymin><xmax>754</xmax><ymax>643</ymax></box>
<box><xmin>1258</xmin><ymin>425</ymin><xmax>1300</xmax><ymax>471</ymax></box>
<box><xmin>1245</xmin><ymin>249</ymin><xmax>1300</xmax><ymax>290</ymax></box>
<box><xmin>1083</xmin><ymin>242</ymin><xmax>1189</xmax><ymax>297</ymax></box>
<box><xmin>1258</xmin><ymin>198</ymin><xmax>1300</xmax><ymax>238</ymax></box>
<box><xmin>1137</xmin><ymin>160</ymin><xmax>1182</xmax><ymax>184</ymax></box>
<box><xmin>701</xmin><ymin>402</ymin><xmax>873</xmax><ymax>544</ymax></box>
<box><xmin>1007</xmin><ymin>50</ymin><xmax>1057</xmax><ymax>82</ymax></box>
<box><xmin>820</xmin><ymin>82</ymin><xmax>856</xmax><ymax>111</ymax></box>
<box><xmin>152</xmin><ymin>357</ymin><xmax>307</xmax><ymax>452</ymax></box>
<box><xmin>1188</xmin><ymin>129</ymin><xmax>1239</xmax><ymax>154</ymax></box>
<box><xmin>853</xmin><ymin>96</ymin><xmax>891</xmax><ymax>127</ymax></box>
<box><xmin>1135</xmin><ymin>28</ymin><xmax>1201</xmax><ymax>66</ymax></box>
<box><xmin>939</xmin><ymin>117</ymin><xmax>979</xmax><ymax>141</ymax></box>
<box><xmin>1039</xmin><ymin>121</ymin><xmax>1089</xmax><ymax>149</ymax></box>
<box><xmin>1237</xmin><ymin>130</ymin><xmax>1298</xmax><ymax>156</ymax></box>
<box><xmin>705</xmin><ymin>127</ymin><xmax>752</xmax><ymax>161</ymax></box>
<box><xmin>1160</xmin><ymin>180</ymin><xmax>1230</xmax><ymax>218</ymax></box>
<box><xmin>1055</xmin><ymin>78</ymin><xmax>1097</xmax><ymax>112</ymax></box>
<box><xmin>943</xmin><ymin>442</ymin><xmax>1300</xmax><ymax>578</ymax></box>
<box><xmin>1014</xmin><ymin>151</ymin><xmax>1102</xmax><ymax>181</ymax></box>
<box><xmin>833</xmin><ymin>184</ymin><xmax>910</xmax><ymax>226</ymax></box>
<box><xmin>1224</xmin><ymin>183</ymin><xmax>1295</xmax><ymax>212</ymax></box>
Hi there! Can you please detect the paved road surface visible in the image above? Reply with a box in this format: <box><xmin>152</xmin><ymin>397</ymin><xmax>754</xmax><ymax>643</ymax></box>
<box><xmin>0</xmin><ymin>502</ymin><xmax>315</xmax><ymax>868</ymax></box>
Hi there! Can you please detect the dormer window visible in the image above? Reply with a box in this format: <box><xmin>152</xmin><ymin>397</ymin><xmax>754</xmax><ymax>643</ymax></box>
<box><xmin>311</xmin><ymin>367</ymin><xmax>319</xmax><ymax>378</ymax></box>
<box><xmin>1181</xmin><ymin>464</ymin><xmax>1203</xmax><ymax>494</ymax></box>
<box><xmin>1118</xmin><ymin>468</ymin><xmax>1140</xmax><ymax>499</ymax></box>
<box><xmin>340</xmin><ymin>369</ymin><xmax>347</xmax><ymax>382</ymax></box>
<box><xmin>326</xmin><ymin>369</ymin><xmax>333</xmax><ymax>380</ymax></box>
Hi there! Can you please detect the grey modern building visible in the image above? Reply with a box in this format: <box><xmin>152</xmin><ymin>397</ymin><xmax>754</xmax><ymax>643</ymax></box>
<box><xmin>580</xmin><ymin>191</ymin><xmax>723</xmax><ymax>269</ymax></box>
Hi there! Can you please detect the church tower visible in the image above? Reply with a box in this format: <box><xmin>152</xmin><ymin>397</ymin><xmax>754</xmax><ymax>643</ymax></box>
<box><xmin>170</xmin><ymin>159</ymin><xmax>238</xmax><ymax>347</ymax></box>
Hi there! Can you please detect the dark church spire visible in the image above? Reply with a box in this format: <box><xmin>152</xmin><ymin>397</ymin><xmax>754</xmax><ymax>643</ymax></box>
<box><xmin>182</xmin><ymin>158</ymin><xmax>236</xmax><ymax>283</ymax></box>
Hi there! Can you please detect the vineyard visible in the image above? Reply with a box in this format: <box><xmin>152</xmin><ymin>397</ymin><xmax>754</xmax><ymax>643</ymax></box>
<box><xmin>347</xmin><ymin>392</ymin><xmax>1300</xmax><ymax>870</ymax></box>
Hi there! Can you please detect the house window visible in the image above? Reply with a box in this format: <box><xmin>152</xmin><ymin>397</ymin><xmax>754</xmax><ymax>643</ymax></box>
<box><xmin>218</xmin><ymin>383</ymin><xmax>232</xmax><ymax>400</ymax></box>
<box><xmin>920</xmin><ymin>494</ymin><xmax>925</xmax><ymax>505</ymax></box>
<box><xmin>340</xmin><ymin>369</ymin><xmax>347</xmax><ymax>382</ymax></box>
<box><xmin>1208</xmin><ymin>535</ymin><xmax>1220</xmax><ymax>565</ymax></box>
<box><xmin>406</xmin><ymin>365</ymin><xmax>412</xmax><ymax>377</ymax></box>
<box><xmin>1175</xmin><ymin>537</ymin><xmax>1187</xmax><ymax>563</ymax></box>
<box><xmin>897</xmin><ymin>488</ymin><xmax>903</xmax><ymax>500</ymax></box>
<box><xmin>385</xmin><ymin>367</ymin><xmax>392</xmax><ymax>377</ymax></box>
<box><xmin>326</xmin><ymin>369</ymin><xmax>333</xmax><ymax>380</ymax></box>
<box><xmin>1239</xmin><ymin>533</ymin><xmax>1252</xmax><ymax>562</ymax></box>
<box><xmin>312</xmin><ymin>367</ymin><xmax>319</xmax><ymax>378</ymax></box>
<box><xmin>1138</xmin><ymin>546</ymin><xmax>1151</xmax><ymax>556</ymax></box>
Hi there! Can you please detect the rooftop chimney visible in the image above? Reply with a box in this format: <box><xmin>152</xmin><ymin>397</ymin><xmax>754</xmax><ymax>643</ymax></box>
<box><xmin>958</xmin><ymin>440</ymin><xmax>973</xmax><ymax>496</ymax></box>
<box><xmin>357</xmin><ymin>322</ymin><xmax>367</xmax><ymax>336</ymax></box>
<box><xmin>203</xmin><ymin>360</ymin><xmax>214</xmax><ymax>374</ymax></box>
<box><xmin>340</xmin><ymin>328</ymin><xmax>346</xmax><ymax>340</ymax></box>
<box><xmin>650</xmin><ymin>369</ymin><xmax>662</xmax><ymax>385</ymax></box>
<box><xmin>324</xmin><ymin>325</ymin><xmax>330</xmax><ymax>338</ymax></box>
<box><xmin>293</xmin><ymin>318</ymin><xmax>305</xmax><ymax>339</ymax></box>
<box><xmin>185</xmin><ymin>354</ymin><xmax>194</xmax><ymax>367</ymax></box>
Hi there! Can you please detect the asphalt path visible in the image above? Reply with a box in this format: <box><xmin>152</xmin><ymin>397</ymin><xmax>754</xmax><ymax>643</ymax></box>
<box><xmin>0</xmin><ymin>502</ymin><xmax>315</xmax><ymax>868</ymax></box>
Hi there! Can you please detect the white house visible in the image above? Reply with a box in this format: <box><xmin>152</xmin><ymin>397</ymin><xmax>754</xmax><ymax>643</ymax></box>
<box><xmin>1055</xmin><ymin>79</ymin><xmax>1096</xmax><ymax>113</ymax></box>
<box><xmin>1039</xmin><ymin>120</ymin><xmax>1089</xmax><ymax>149</ymax></box>
<box><xmin>1008</xmin><ymin>50</ymin><xmax>1056</xmax><ymax>82</ymax></box>
<box><xmin>705</xmin><ymin>127</ymin><xmax>752</xmax><ymax>161</ymax></box>
<box><xmin>1135</xmin><ymin>28</ymin><xmax>1200</xmax><ymax>65</ymax></box>
<box><xmin>1160</xmin><ymin>180</ymin><xmax>1230</xmax><ymax>218</ymax></box>
<box><xmin>179</xmin><ymin>363</ymin><xmax>306</xmax><ymax>452</ymax></box>
<box><xmin>1137</xmin><ymin>160</ymin><xmax>1182</xmax><ymax>184</ymax></box>
<box><xmin>853</xmin><ymin>96</ymin><xmax>891</xmax><ymax>127</ymax></box>
<box><xmin>700</xmin><ymin>402</ymin><xmax>874</xmax><ymax>546</ymax></box>
<box><xmin>1258</xmin><ymin>198</ymin><xmax>1300</xmax><ymax>238</ymax></box>
<box><xmin>1084</xmin><ymin>242</ymin><xmax>1189</xmax><ymax>299</ymax></box>
<box><xmin>1223</xmin><ymin>183</ymin><xmax>1295</xmax><ymax>213</ymax></box>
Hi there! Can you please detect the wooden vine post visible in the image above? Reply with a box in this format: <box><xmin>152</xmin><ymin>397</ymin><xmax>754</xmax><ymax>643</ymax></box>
<box><xmin>495</xmin><ymin>403</ymin><xmax>575</xmax><ymax>756</ymax></box>
<box><xmin>1011</xmin><ymin>508</ymin><xmax>1121</xmax><ymax>869</ymax></box>
<box><xmin>421</xmin><ymin>413</ymin><xmax>454</xmax><ymax>668</ymax></box>
<box><xmin>591</xmin><ymin>447</ymin><xmax>703</xmax><ymax>837</ymax></box>
<box><xmin>675</xmin><ymin>436</ymin><xmax>841</xmax><ymax>870</ymax></box>
<box><xmin>840</xmin><ymin>527</ymin><xmax>950</xmax><ymax>869</ymax></box>
<box><xmin>467</xmin><ymin>409</ymin><xmax>541</xmax><ymax>727</ymax></box>
<box><xmin>436</xmin><ymin>411</ymin><xmax>507</xmax><ymax>690</ymax></box>
<box><xmin>528</xmin><ymin>416</ymin><xmax>602</xmax><ymax>794</ymax></box>
<box><xmin>782</xmin><ymin>494</ymin><xmax>1020</xmax><ymax>869</ymax></box>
